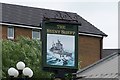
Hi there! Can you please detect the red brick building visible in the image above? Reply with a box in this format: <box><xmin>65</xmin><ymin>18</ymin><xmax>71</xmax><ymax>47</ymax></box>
<box><xmin>0</xmin><ymin>3</ymin><xmax>107</xmax><ymax>68</ymax></box>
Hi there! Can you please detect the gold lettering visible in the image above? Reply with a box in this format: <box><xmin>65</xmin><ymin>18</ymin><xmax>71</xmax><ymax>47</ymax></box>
<box><xmin>57</xmin><ymin>25</ymin><xmax>66</xmax><ymax>29</ymax></box>
<box><xmin>61</xmin><ymin>30</ymin><xmax>75</xmax><ymax>35</ymax></box>
<box><xmin>47</xmin><ymin>29</ymin><xmax>75</xmax><ymax>35</ymax></box>
<box><xmin>47</xmin><ymin>29</ymin><xmax>60</xmax><ymax>34</ymax></box>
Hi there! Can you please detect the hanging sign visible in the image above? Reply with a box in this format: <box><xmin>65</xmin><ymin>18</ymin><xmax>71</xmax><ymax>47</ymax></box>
<box><xmin>42</xmin><ymin>21</ymin><xmax>78</xmax><ymax>72</ymax></box>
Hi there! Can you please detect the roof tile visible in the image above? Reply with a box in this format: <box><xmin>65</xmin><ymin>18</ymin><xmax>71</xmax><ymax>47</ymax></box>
<box><xmin>1</xmin><ymin>3</ymin><xmax>107</xmax><ymax>36</ymax></box>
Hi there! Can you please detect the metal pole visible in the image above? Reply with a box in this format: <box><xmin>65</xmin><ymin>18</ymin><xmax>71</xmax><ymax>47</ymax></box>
<box><xmin>10</xmin><ymin>76</ymin><xmax>14</xmax><ymax>80</ymax></box>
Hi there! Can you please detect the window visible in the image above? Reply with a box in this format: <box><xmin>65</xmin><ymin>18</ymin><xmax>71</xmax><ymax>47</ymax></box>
<box><xmin>8</xmin><ymin>26</ymin><xmax>14</xmax><ymax>39</ymax></box>
<box><xmin>32</xmin><ymin>29</ymin><xmax>40</xmax><ymax>40</ymax></box>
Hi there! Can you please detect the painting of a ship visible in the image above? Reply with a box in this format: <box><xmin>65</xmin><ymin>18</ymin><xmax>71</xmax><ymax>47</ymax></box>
<box><xmin>47</xmin><ymin>34</ymin><xmax>75</xmax><ymax>66</ymax></box>
<box><xmin>50</xmin><ymin>40</ymin><xmax>72</xmax><ymax>58</ymax></box>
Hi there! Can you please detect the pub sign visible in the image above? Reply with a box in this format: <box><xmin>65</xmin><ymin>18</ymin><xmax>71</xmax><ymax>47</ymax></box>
<box><xmin>42</xmin><ymin>21</ymin><xmax>78</xmax><ymax>71</ymax></box>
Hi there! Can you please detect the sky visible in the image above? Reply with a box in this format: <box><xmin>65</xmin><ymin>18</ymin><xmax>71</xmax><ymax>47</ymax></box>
<box><xmin>0</xmin><ymin>0</ymin><xmax>119</xmax><ymax>49</ymax></box>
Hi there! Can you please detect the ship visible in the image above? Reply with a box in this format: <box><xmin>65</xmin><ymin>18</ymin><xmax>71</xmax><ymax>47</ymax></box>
<box><xmin>48</xmin><ymin>39</ymin><xmax>73</xmax><ymax>66</ymax></box>
<box><xmin>49</xmin><ymin>40</ymin><xmax>72</xmax><ymax>58</ymax></box>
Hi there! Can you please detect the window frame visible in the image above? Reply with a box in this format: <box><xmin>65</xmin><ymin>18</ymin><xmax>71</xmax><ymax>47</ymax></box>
<box><xmin>32</xmin><ymin>29</ymin><xmax>41</xmax><ymax>40</ymax></box>
<box><xmin>7</xmin><ymin>26</ymin><xmax>14</xmax><ymax>39</ymax></box>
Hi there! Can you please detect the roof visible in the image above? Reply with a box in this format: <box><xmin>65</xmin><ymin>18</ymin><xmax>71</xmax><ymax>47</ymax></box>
<box><xmin>102</xmin><ymin>49</ymin><xmax>120</xmax><ymax>58</ymax></box>
<box><xmin>76</xmin><ymin>52</ymin><xmax>119</xmax><ymax>78</ymax></box>
<box><xmin>0</xmin><ymin>3</ymin><xmax>107</xmax><ymax>37</ymax></box>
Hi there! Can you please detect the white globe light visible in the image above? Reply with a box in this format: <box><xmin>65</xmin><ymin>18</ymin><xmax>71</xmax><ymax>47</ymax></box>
<box><xmin>23</xmin><ymin>67</ymin><xmax>32</xmax><ymax>76</ymax></box>
<box><xmin>16</xmin><ymin>61</ymin><xmax>25</xmax><ymax>70</ymax></box>
<box><xmin>8</xmin><ymin>67</ymin><xmax>16</xmax><ymax>76</ymax></box>
<box><xmin>14</xmin><ymin>69</ymin><xmax>19</xmax><ymax>77</ymax></box>
<box><xmin>28</xmin><ymin>69</ymin><xmax>33</xmax><ymax>77</ymax></box>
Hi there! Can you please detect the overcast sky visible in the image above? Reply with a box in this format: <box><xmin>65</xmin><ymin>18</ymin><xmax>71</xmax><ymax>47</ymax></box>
<box><xmin>0</xmin><ymin>0</ymin><xmax>119</xmax><ymax>49</ymax></box>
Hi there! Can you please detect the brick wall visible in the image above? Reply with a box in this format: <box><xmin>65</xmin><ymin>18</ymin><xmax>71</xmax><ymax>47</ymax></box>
<box><xmin>15</xmin><ymin>27</ymin><xmax>32</xmax><ymax>39</ymax></box>
<box><xmin>2</xmin><ymin>25</ymin><xmax>32</xmax><ymax>39</ymax></box>
<box><xmin>79</xmin><ymin>35</ymin><xmax>102</xmax><ymax>68</ymax></box>
<box><xmin>0</xmin><ymin>25</ymin><xmax>2</xmax><ymax>39</ymax></box>
<box><xmin>2</xmin><ymin>25</ymin><xmax>7</xmax><ymax>39</ymax></box>
<box><xmin>2</xmin><ymin>25</ymin><xmax>102</xmax><ymax>68</ymax></box>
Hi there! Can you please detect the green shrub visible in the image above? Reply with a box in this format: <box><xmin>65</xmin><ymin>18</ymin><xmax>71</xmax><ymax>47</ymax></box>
<box><xmin>2</xmin><ymin>36</ymin><xmax>51</xmax><ymax>79</ymax></box>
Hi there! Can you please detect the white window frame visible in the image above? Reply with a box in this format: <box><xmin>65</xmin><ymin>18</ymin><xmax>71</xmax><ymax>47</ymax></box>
<box><xmin>7</xmin><ymin>26</ymin><xmax>14</xmax><ymax>39</ymax></box>
<box><xmin>32</xmin><ymin>29</ymin><xmax>41</xmax><ymax>40</ymax></box>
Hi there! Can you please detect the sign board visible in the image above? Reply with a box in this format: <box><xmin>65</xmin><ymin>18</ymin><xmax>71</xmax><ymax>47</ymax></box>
<box><xmin>42</xmin><ymin>21</ymin><xmax>78</xmax><ymax>72</ymax></box>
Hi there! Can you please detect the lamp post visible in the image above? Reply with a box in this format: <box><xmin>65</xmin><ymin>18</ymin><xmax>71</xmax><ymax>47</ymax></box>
<box><xmin>8</xmin><ymin>61</ymin><xmax>33</xmax><ymax>80</ymax></box>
